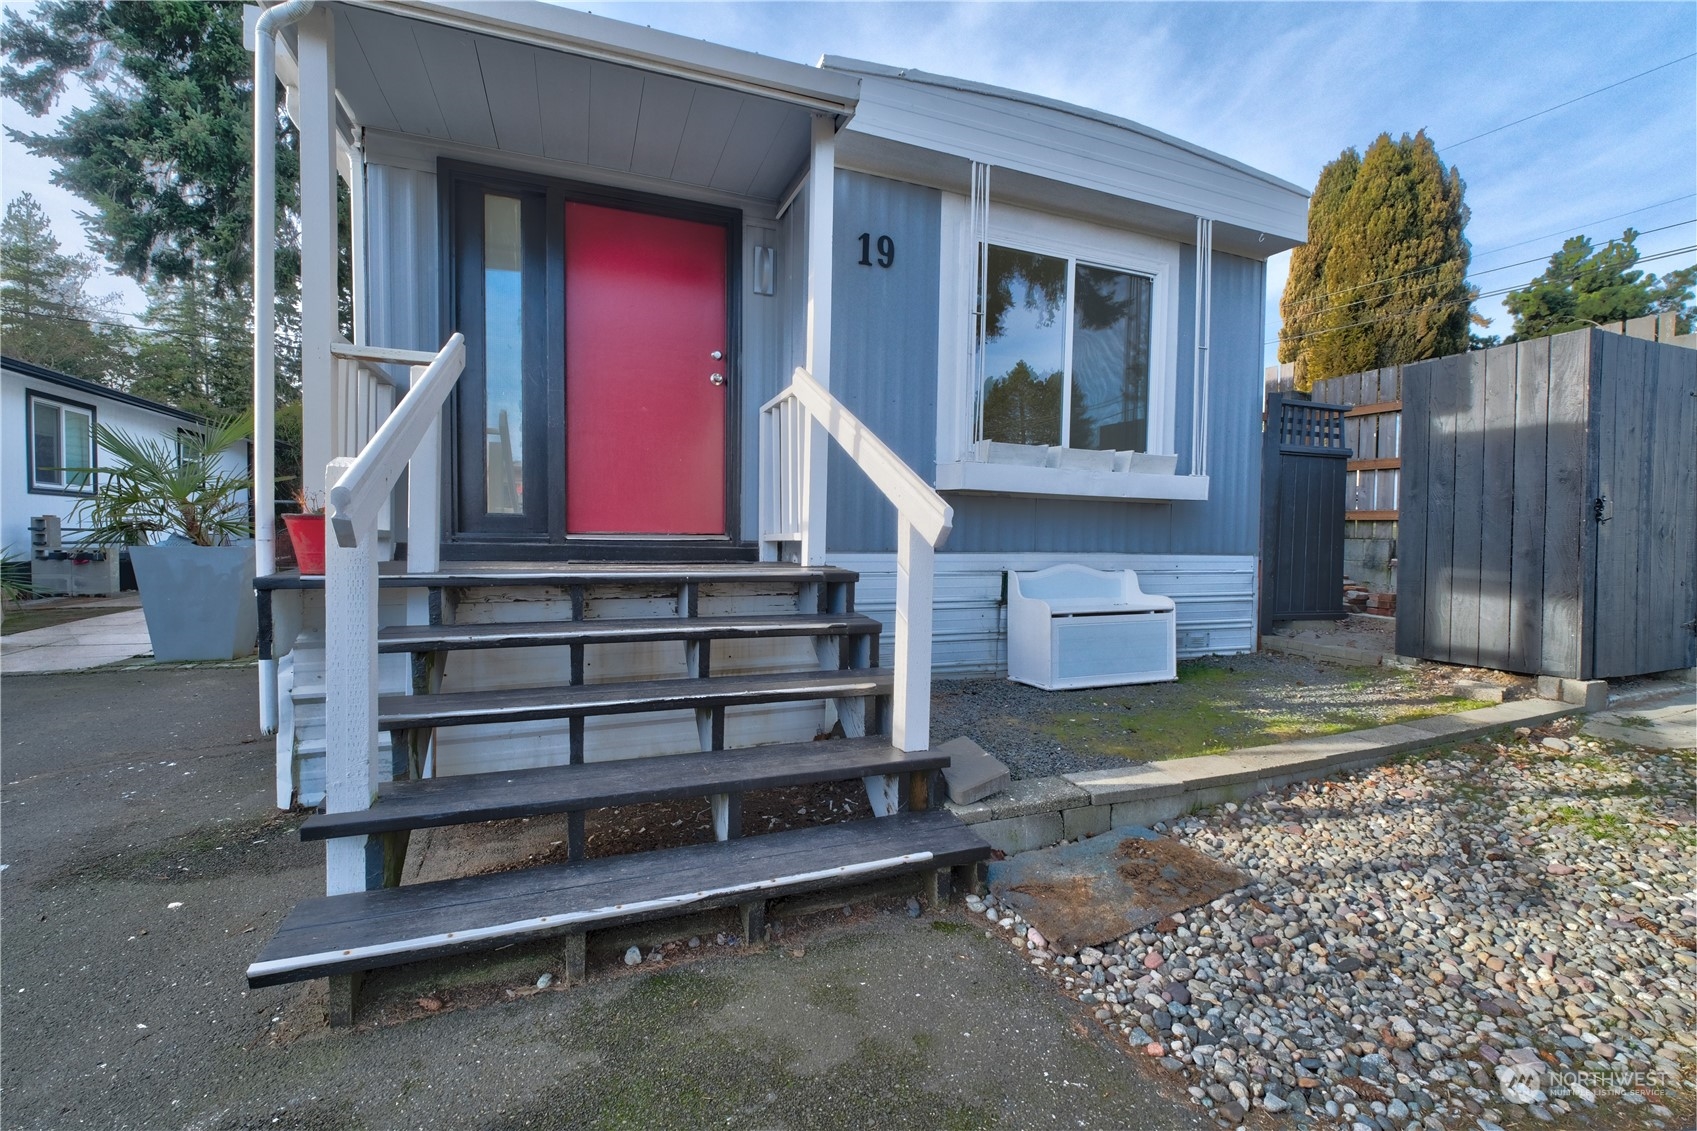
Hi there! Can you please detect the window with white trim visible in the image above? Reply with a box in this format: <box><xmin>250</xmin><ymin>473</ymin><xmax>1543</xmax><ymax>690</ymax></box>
<box><xmin>977</xmin><ymin>245</ymin><xmax>1156</xmax><ymax>453</ymax></box>
<box><xmin>937</xmin><ymin>200</ymin><xmax>1195</xmax><ymax>499</ymax></box>
<box><xmin>28</xmin><ymin>393</ymin><xmax>95</xmax><ymax>494</ymax></box>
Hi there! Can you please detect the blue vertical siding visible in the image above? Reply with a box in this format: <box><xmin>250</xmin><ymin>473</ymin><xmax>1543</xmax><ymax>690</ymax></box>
<box><xmin>825</xmin><ymin>172</ymin><xmax>942</xmax><ymax>550</ymax></box>
<box><xmin>819</xmin><ymin>170</ymin><xmax>1268</xmax><ymax>560</ymax></box>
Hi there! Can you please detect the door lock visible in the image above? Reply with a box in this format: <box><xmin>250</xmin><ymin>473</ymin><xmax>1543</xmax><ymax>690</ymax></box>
<box><xmin>709</xmin><ymin>372</ymin><xmax>725</xmax><ymax>386</ymax></box>
<box><xmin>709</xmin><ymin>350</ymin><xmax>724</xmax><ymax>360</ymax></box>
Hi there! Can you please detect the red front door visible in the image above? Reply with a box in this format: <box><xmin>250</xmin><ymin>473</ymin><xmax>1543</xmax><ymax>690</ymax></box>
<box><xmin>565</xmin><ymin>203</ymin><xmax>728</xmax><ymax>535</ymax></box>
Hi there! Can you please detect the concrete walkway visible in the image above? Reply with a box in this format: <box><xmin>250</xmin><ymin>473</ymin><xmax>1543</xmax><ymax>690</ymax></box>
<box><xmin>0</xmin><ymin>603</ymin><xmax>152</xmax><ymax>673</ymax></box>
<box><xmin>1583</xmin><ymin>696</ymin><xmax>1697</xmax><ymax>749</ymax></box>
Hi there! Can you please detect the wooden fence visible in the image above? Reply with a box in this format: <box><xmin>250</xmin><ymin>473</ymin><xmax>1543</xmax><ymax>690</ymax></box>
<box><xmin>1396</xmin><ymin>329</ymin><xmax>1696</xmax><ymax>679</ymax></box>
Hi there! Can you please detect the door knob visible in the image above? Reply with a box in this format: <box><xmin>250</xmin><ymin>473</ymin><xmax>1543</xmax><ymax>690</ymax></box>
<box><xmin>709</xmin><ymin>372</ymin><xmax>725</xmax><ymax>386</ymax></box>
<box><xmin>709</xmin><ymin>350</ymin><xmax>724</xmax><ymax>360</ymax></box>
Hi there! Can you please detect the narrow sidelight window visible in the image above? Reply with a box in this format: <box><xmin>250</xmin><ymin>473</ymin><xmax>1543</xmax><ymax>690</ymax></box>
<box><xmin>483</xmin><ymin>193</ymin><xmax>524</xmax><ymax>515</ymax></box>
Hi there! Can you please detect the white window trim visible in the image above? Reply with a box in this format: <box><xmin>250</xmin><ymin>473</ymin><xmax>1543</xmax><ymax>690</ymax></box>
<box><xmin>935</xmin><ymin>195</ymin><xmax>1206</xmax><ymax>502</ymax></box>
<box><xmin>27</xmin><ymin>392</ymin><xmax>97</xmax><ymax>496</ymax></box>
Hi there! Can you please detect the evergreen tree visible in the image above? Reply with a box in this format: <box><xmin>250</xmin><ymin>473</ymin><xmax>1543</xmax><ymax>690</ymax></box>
<box><xmin>1504</xmin><ymin>230</ymin><xmax>1695</xmax><ymax>339</ymax></box>
<box><xmin>0</xmin><ymin>193</ymin><xmax>130</xmax><ymax>376</ymax></box>
<box><xmin>129</xmin><ymin>268</ymin><xmax>253</xmax><ymax>415</ymax></box>
<box><xmin>1278</xmin><ymin>132</ymin><xmax>1475</xmax><ymax>389</ymax></box>
<box><xmin>2</xmin><ymin>0</ymin><xmax>297</xmax><ymax>295</ymax></box>
<box><xmin>981</xmin><ymin>361</ymin><xmax>1063</xmax><ymax>446</ymax></box>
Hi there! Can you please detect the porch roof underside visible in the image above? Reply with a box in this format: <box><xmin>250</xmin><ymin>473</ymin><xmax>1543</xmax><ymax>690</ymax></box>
<box><xmin>324</xmin><ymin>3</ymin><xmax>842</xmax><ymax>202</ymax></box>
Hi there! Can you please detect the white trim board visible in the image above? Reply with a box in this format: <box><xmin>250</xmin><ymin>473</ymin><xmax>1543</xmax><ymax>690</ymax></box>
<box><xmin>831</xmin><ymin>552</ymin><xmax>1258</xmax><ymax>677</ymax></box>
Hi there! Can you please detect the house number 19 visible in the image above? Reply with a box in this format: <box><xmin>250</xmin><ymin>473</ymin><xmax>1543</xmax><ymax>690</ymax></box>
<box><xmin>857</xmin><ymin>233</ymin><xmax>895</xmax><ymax>268</ymax></box>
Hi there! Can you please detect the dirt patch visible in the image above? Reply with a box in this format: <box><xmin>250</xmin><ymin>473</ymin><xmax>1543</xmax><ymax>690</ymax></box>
<box><xmin>989</xmin><ymin>834</ymin><xmax>1243</xmax><ymax>953</ymax></box>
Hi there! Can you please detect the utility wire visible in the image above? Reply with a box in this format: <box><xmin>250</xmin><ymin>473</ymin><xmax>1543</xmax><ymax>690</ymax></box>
<box><xmin>0</xmin><ymin>305</ymin><xmax>196</xmax><ymax>336</ymax></box>
<box><xmin>1290</xmin><ymin>219</ymin><xmax>1696</xmax><ymax>324</ymax></box>
<box><xmin>1470</xmin><ymin>194</ymin><xmax>1696</xmax><ymax>259</ymax></box>
<box><xmin>1443</xmin><ymin>53</ymin><xmax>1697</xmax><ymax>151</ymax></box>
<box><xmin>1267</xmin><ymin>244</ymin><xmax>1696</xmax><ymax>346</ymax></box>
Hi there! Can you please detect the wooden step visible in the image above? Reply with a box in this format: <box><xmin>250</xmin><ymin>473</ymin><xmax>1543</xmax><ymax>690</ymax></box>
<box><xmin>300</xmin><ymin>738</ymin><xmax>943</xmax><ymax>841</ymax></box>
<box><xmin>257</xmin><ymin>560</ymin><xmax>858</xmax><ymax>591</ymax></box>
<box><xmin>377</xmin><ymin>612</ymin><xmax>881</xmax><ymax>654</ymax></box>
<box><xmin>248</xmin><ymin>810</ymin><xmax>991</xmax><ymax>987</ymax></box>
<box><xmin>379</xmin><ymin>668</ymin><xmax>892</xmax><ymax>731</ymax></box>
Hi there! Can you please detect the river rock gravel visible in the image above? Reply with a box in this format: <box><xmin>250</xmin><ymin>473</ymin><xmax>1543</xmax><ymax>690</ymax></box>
<box><xmin>974</xmin><ymin>716</ymin><xmax>1696</xmax><ymax>1129</ymax></box>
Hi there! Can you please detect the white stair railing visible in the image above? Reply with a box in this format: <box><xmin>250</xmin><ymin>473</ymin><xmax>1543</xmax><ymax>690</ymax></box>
<box><xmin>322</xmin><ymin>333</ymin><xmax>465</xmax><ymax>895</ymax></box>
<box><xmin>760</xmin><ymin>366</ymin><xmax>954</xmax><ymax>753</ymax></box>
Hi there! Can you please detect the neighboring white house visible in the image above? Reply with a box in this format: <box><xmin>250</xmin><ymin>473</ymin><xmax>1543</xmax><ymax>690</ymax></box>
<box><xmin>1</xmin><ymin>355</ymin><xmax>250</xmax><ymax>575</ymax></box>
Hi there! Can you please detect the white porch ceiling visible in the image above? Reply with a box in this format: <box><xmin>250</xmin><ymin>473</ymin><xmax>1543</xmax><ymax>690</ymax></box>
<box><xmin>331</xmin><ymin>6</ymin><xmax>817</xmax><ymax>200</ymax></box>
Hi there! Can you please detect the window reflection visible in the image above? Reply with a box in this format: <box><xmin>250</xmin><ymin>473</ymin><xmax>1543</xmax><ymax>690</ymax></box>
<box><xmin>484</xmin><ymin>194</ymin><xmax>523</xmax><ymax>515</ymax></box>
<box><xmin>979</xmin><ymin>245</ymin><xmax>1066</xmax><ymax>447</ymax></box>
<box><xmin>1071</xmin><ymin>264</ymin><xmax>1152</xmax><ymax>452</ymax></box>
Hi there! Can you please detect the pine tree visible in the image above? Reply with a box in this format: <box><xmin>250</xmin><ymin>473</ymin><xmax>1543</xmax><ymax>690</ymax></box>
<box><xmin>130</xmin><ymin>269</ymin><xmax>253</xmax><ymax>415</ymax></box>
<box><xmin>0</xmin><ymin>193</ymin><xmax>130</xmax><ymax>376</ymax></box>
<box><xmin>1504</xmin><ymin>230</ymin><xmax>1695</xmax><ymax>339</ymax></box>
<box><xmin>2</xmin><ymin>0</ymin><xmax>297</xmax><ymax>295</ymax></box>
<box><xmin>1278</xmin><ymin>132</ymin><xmax>1475</xmax><ymax>389</ymax></box>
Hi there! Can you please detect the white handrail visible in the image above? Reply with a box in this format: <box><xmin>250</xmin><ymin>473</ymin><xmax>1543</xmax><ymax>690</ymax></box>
<box><xmin>759</xmin><ymin>366</ymin><xmax>954</xmax><ymax>752</ymax></box>
<box><xmin>762</xmin><ymin>367</ymin><xmax>954</xmax><ymax>549</ymax></box>
<box><xmin>328</xmin><ymin>333</ymin><xmax>465</xmax><ymax>548</ymax></box>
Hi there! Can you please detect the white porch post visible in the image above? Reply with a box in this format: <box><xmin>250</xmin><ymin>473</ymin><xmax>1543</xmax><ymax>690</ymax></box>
<box><xmin>323</xmin><ymin>461</ymin><xmax>378</xmax><ymax>895</ymax></box>
<box><xmin>800</xmin><ymin>113</ymin><xmax>836</xmax><ymax>566</ymax></box>
<box><xmin>891</xmin><ymin>517</ymin><xmax>935</xmax><ymax>753</ymax></box>
<box><xmin>296</xmin><ymin>8</ymin><xmax>337</xmax><ymax>502</ymax></box>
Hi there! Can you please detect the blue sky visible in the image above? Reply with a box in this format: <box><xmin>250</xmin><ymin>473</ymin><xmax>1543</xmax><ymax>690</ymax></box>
<box><xmin>3</xmin><ymin>1</ymin><xmax>1693</xmax><ymax>364</ymax></box>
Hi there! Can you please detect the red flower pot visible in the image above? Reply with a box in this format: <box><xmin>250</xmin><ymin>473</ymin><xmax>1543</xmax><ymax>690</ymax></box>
<box><xmin>282</xmin><ymin>513</ymin><xmax>327</xmax><ymax>575</ymax></box>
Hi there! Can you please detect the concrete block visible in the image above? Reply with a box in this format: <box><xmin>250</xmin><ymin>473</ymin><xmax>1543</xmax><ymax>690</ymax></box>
<box><xmin>1451</xmin><ymin>679</ymin><xmax>1507</xmax><ymax>704</ymax></box>
<box><xmin>1155</xmin><ymin>754</ymin><xmax>1276</xmax><ymax>788</ymax></box>
<box><xmin>1560</xmin><ymin>678</ymin><xmax>1609</xmax><ymax>711</ymax></box>
<box><xmin>1534</xmin><ymin>675</ymin><xmax>1564</xmax><ymax>701</ymax></box>
<box><xmin>945</xmin><ymin>797</ymin><xmax>994</xmax><ymax>826</ymax></box>
<box><xmin>1110</xmin><ymin>796</ymin><xmax>1186</xmax><ymax>828</ymax></box>
<box><xmin>1062</xmin><ymin>762</ymin><xmax>1183</xmax><ymax>805</ymax></box>
<box><xmin>936</xmin><ymin>736</ymin><xmax>1011</xmax><ymax>805</ymax></box>
<box><xmin>980</xmin><ymin>776</ymin><xmax>1090</xmax><ymax>821</ymax></box>
<box><xmin>972</xmin><ymin>811</ymin><xmax>1064</xmax><ymax>855</ymax></box>
<box><xmin>1651</xmin><ymin>667</ymin><xmax>1696</xmax><ymax>685</ymax></box>
<box><xmin>1062</xmin><ymin>803</ymin><xmax>1111</xmax><ymax>840</ymax></box>
<box><xmin>1398</xmin><ymin>711</ymin><xmax>1489</xmax><ymax>738</ymax></box>
<box><xmin>1383</xmin><ymin>655</ymin><xmax>1422</xmax><ymax>670</ymax></box>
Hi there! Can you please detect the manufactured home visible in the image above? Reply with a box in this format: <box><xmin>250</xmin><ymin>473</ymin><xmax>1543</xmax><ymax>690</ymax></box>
<box><xmin>243</xmin><ymin>1</ymin><xmax>1307</xmax><ymax>1001</ymax></box>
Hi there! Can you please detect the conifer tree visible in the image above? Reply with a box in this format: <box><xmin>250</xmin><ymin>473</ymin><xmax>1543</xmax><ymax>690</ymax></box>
<box><xmin>0</xmin><ymin>193</ymin><xmax>130</xmax><ymax>377</ymax></box>
<box><xmin>1504</xmin><ymin>230</ymin><xmax>1695</xmax><ymax>339</ymax></box>
<box><xmin>1279</xmin><ymin>132</ymin><xmax>1475</xmax><ymax>389</ymax></box>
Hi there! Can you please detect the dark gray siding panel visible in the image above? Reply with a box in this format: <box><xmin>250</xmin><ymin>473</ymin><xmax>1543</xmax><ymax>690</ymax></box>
<box><xmin>826</xmin><ymin>172</ymin><xmax>942</xmax><ymax>552</ymax></box>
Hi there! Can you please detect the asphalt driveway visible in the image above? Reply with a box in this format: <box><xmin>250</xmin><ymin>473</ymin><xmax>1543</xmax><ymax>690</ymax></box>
<box><xmin>1</xmin><ymin>665</ymin><xmax>1205</xmax><ymax>1130</ymax></box>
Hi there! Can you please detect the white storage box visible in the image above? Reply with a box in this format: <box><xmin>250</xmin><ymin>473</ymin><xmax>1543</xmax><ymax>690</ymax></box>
<box><xmin>1006</xmin><ymin>565</ymin><xmax>1177</xmax><ymax>690</ymax></box>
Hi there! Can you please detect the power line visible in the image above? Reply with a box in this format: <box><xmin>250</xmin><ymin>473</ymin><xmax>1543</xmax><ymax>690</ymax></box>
<box><xmin>1267</xmin><ymin>244</ymin><xmax>1697</xmax><ymax>346</ymax></box>
<box><xmin>1291</xmin><ymin>219</ymin><xmax>1696</xmax><ymax>325</ymax></box>
<box><xmin>0</xmin><ymin>304</ymin><xmax>186</xmax><ymax>336</ymax></box>
<box><xmin>1470</xmin><ymin>194</ymin><xmax>1696</xmax><ymax>259</ymax></box>
<box><xmin>1443</xmin><ymin>53</ymin><xmax>1697</xmax><ymax>151</ymax></box>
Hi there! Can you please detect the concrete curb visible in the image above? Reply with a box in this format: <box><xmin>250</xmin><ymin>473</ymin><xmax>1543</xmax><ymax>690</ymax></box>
<box><xmin>947</xmin><ymin>698</ymin><xmax>1577</xmax><ymax>855</ymax></box>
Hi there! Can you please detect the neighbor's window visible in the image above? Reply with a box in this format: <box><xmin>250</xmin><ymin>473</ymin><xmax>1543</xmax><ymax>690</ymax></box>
<box><xmin>29</xmin><ymin>394</ymin><xmax>95</xmax><ymax>493</ymax></box>
<box><xmin>977</xmin><ymin>244</ymin><xmax>1154</xmax><ymax>453</ymax></box>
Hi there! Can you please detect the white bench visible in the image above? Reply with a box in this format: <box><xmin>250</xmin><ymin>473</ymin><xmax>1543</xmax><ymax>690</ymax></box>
<box><xmin>1006</xmin><ymin>565</ymin><xmax>1177</xmax><ymax>690</ymax></box>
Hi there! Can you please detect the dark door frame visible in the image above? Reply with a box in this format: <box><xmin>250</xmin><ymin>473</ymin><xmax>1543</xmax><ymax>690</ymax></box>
<box><xmin>438</xmin><ymin>159</ymin><xmax>750</xmax><ymax>562</ymax></box>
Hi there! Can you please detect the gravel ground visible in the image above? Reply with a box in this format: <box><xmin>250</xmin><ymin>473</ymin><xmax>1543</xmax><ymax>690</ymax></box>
<box><xmin>970</xmin><ymin>713</ymin><xmax>1697</xmax><ymax>1130</ymax></box>
<box><xmin>932</xmin><ymin>652</ymin><xmax>1499</xmax><ymax>779</ymax></box>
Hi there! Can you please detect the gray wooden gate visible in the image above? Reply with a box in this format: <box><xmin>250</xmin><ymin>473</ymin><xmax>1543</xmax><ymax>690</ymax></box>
<box><xmin>1397</xmin><ymin>329</ymin><xmax>1696</xmax><ymax>679</ymax></box>
<box><xmin>1260</xmin><ymin>396</ymin><xmax>1352</xmax><ymax>629</ymax></box>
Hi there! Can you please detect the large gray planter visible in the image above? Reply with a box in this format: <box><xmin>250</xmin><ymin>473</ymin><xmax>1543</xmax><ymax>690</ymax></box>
<box><xmin>129</xmin><ymin>543</ymin><xmax>257</xmax><ymax>661</ymax></box>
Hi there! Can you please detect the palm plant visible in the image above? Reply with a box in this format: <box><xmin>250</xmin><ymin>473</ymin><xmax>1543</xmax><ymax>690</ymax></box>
<box><xmin>73</xmin><ymin>413</ymin><xmax>254</xmax><ymax>547</ymax></box>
